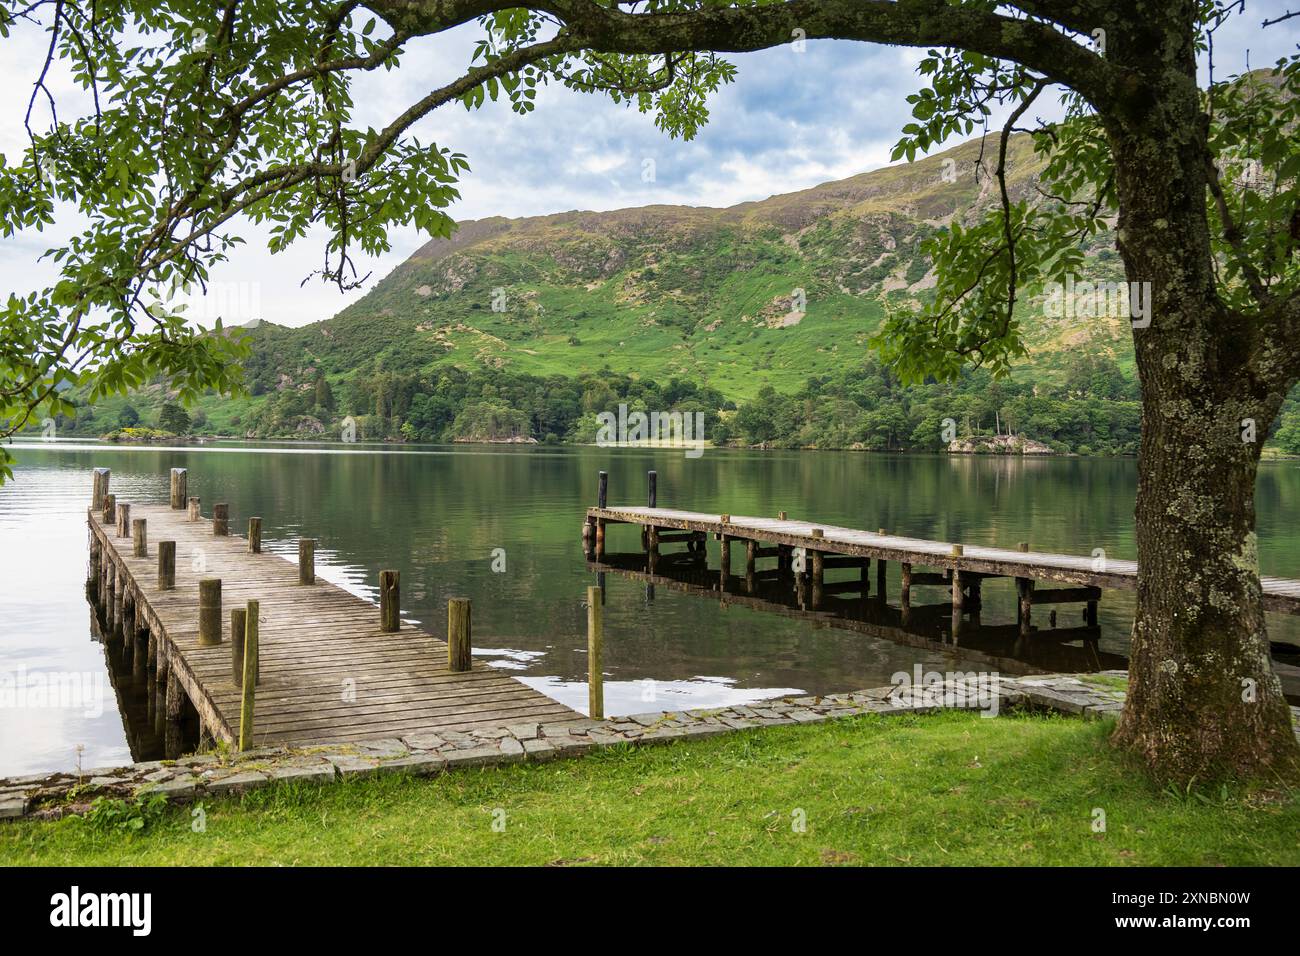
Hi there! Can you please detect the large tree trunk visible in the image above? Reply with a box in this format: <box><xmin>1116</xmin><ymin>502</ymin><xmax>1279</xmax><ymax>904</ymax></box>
<box><xmin>1115</xmin><ymin>377</ymin><xmax>1296</xmax><ymax>782</ymax></box>
<box><xmin>1105</xmin><ymin>13</ymin><xmax>1299</xmax><ymax>782</ymax></box>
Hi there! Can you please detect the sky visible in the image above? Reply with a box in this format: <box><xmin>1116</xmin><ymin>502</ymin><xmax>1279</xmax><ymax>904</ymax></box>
<box><xmin>0</xmin><ymin>4</ymin><xmax>1294</xmax><ymax>328</ymax></box>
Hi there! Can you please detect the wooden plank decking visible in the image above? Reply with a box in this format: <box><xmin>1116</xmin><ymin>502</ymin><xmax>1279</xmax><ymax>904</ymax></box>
<box><xmin>587</xmin><ymin>505</ymin><xmax>1300</xmax><ymax>616</ymax></box>
<box><xmin>90</xmin><ymin>504</ymin><xmax>579</xmax><ymax>748</ymax></box>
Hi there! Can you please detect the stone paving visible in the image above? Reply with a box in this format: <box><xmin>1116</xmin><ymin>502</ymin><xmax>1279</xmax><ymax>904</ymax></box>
<box><xmin>2</xmin><ymin>671</ymin><xmax>1296</xmax><ymax>823</ymax></box>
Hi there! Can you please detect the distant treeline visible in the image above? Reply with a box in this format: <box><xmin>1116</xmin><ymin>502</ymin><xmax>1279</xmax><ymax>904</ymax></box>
<box><xmin>45</xmin><ymin>350</ymin><xmax>1300</xmax><ymax>457</ymax></box>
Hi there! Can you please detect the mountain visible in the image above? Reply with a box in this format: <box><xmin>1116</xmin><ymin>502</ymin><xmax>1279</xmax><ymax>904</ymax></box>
<box><xmin>227</xmin><ymin>131</ymin><xmax>1127</xmax><ymax>403</ymax></box>
<box><xmin>64</xmin><ymin>132</ymin><xmax>1191</xmax><ymax>454</ymax></box>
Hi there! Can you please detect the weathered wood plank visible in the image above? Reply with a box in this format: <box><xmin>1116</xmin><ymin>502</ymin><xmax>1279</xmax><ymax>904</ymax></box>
<box><xmin>90</xmin><ymin>504</ymin><xmax>579</xmax><ymax>747</ymax></box>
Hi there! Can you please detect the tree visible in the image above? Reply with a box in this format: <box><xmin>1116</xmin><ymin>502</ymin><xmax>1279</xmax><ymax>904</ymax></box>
<box><xmin>116</xmin><ymin>403</ymin><xmax>140</xmax><ymax>428</ymax></box>
<box><xmin>3</xmin><ymin>0</ymin><xmax>1297</xmax><ymax>782</ymax></box>
<box><xmin>158</xmin><ymin>401</ymin><xmax>192</xmax><ymax>434</ymax></box>
<box><xmin>314</xmin><ymin>373</ymin><xmax>336</xmax><ymax>414</ymax></box>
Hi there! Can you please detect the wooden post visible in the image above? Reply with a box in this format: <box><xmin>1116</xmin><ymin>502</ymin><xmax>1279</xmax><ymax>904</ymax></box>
<box><xmin>778</xmin><ymin>511</ymin><xmax>787</xmax><ymax>521</ymax></box>
<box><xmin>811</xmin><ymin>549</ymin><xmax>824</xmax><ymax>608</ymax></box>
<box><xmin>188</xmin><ymin>496</ymin><xmax>200</xmax><ymax>521</ymax></box>
<box><xmin>647</xmin><ymin>470</ymin><xmax>657</xmax><ymax>508</ymax></box>
<box><xmin>298</xmin><ymin>538</ymin><xmax>316</xmax><ymax>584</ymax></box>
<box><xmin>169</xmin><ymin>468</ymin><xmax>187</xmax><ymax>509</ymax></box>
<box><xmin>876</xmin><ymin>529</ymin><xmax>888</xmax><ymax>599</ymax></box>
<box><xmin>158</xmin><ymin>541</ymin><xmax>176</xmax><ymax>590</ymax></box>
<box><xmin>103</xmin><ymin>560</ymin><xmax>116</xmax><ymax>630</ymax></box>
<box><xmin>380</xmin><ymin>570</ymin><xmax>400</xmax><ymax>632</ymax></box>
<box><xmin>595</xmin><ymin>471</ymin><xmax>608</xmax><ymax>560</ymax></box>
<box><xmin>92</xmin><ymin>467</ymin><xmax>110</xmax><ymax>510</ymax></box>
<box><xmin>247</xmin><ymin>516</ymin><xmax>262</xmax><ymax>553</ymax></box>
<box><xmin>901</xmin><ymin>562</ymin><xmax>912</xmax><ymax>622</ymax></box>
<box><xmin>89</xmin><ymin>537</ymin><xmax>101</xmax><ymax>597</ymax></box>
<box><xmin>113</xmin><ymin>565</ymin><xmax>126</xmax><ymax>632</ymax></box>
<box><xmin>103</xmin><ymin>493</ymin><xmax>116</xmax><ymax>526</ymax></box>
<box><xmin>132</xmin><ymin>518</ymin><xmax>147</xmax><ymax>557</ymax></box>
<box><xmin>745</xmin><ymin>539</ymin><xmax>757</xmax><ymax>593</ymax></box>
<box><xmin>1016</xmin><ymin>542</ymin><xmax>1032</xmax><ymax>635</ymax></box>
<box><xmin>1085</xmin><ymin>598</ymin><xmax>1099</xmax><ymax>627</ymax></box>
<box><xmin>448</xmin><ymin>598</ymin><xmax>472</xmax><ymax>672</ymax></box>
<box><xmin>231</xmin><ymin>606</ymin><xmax>246</xmax><ymax>683</ymax></box>
<box><xmin>587</xmin><ymin>585</ymin><xmax>603</xmax><ymax>720</ymax></box>
<box><xmin>117</xmin><ymin>502</ymin><xmax>131</xmax><ymax>537</ymax></box>
<box><xmin>233</xmin><ymin>601</ymin><xmax>260</xmax><ymax>687</ymax></box>
<box><xmin>239</xmin><ymin>600</ymin><xmax>259</xmax><ymax>751</ymax></box>
<box><xmin>198</xmin><ymin>577</ymin><xmax>222</xmax><ymax>646</ymax></box>
<box><xmin>212</xmin><ymin>502</ymin><xmax>229</xmax><ymax>536</ymax></box>
<box><xmin>165</xmin><ymin>667</ymin><xmax>183</xmax><ymax>720</ymax></box>
<box><xmin>951</xmin><ymin>544</ymin><xmax>964</xmax><ymax>612</ymax></box>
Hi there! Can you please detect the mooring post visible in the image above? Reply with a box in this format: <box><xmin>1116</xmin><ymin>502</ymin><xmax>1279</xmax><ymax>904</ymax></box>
<box><xmin>188</xmin><ymin>496</ymin><xmax>200</xmax><ymax>521</ymax></box>
<box><xmin>239</xmin><ymin>600</ymin><xmax>260</xmax><ymax>751</ymax></box>
<box><xmin>92</xmin><ymin>467</ymin><xmax>110</xmax><ymax>510</ymax></box>
<box><xmin>1016</xmin><ymin>541</ymin><xmax>1032</xmax><ymax>635</ymax></box>
<box><xmin>158</xmin><ymin>541</ymin><xmax>176</xmax><ymax>590</ymax></box>
<box><xmin>231</xmin><ymin>606</ymin><xmax>246</xmax><ymax>683</ymax></box>
<box><xmin>380</xmin><ymin>570</ymin><xmax>400</xmax><ymax>632</ymax></box>
<box><xmin>587</xmin><ymin>585</ymin><xmax>603</xmax><ymax>720</ymax></box>
<box><xmin>595</xmin><ymin>471</ymin><xmax>608</xmax><ymax>559</ymax></box>
<box><xmin>234</xmin><ymin>599</ymin><xmax>260</xmax><ymax>688</ymax></box>
<box><xmin>212</xmin><ymin>502</ymin><xmax>229</xmax><ymax>536</ymax></box>
<box><xmin>132</xmin><ymin>518</ymin><xmax>147</xmax><ymax>557</ymax></box>
<box><xmin>246</xmin><ymin>517</ymin><xmax>262</xmax><ymax>554</ymax></box>
<box><xmin>198</xmin><ymin>577</ymin><xmax>222</xmax><ymax>646</ymax></box>
<box><xmin>299</xmin><ymin>538</ymin><xmax>316</xmax><ymax>584</ymax></box>
<box><xmin>647</xmin><ymin>470</ymin><xmax>657</xmax><ymax>507</ymax></box>
<box><xmin>170</xmin><ymin>467</ymin><xmax>187</xmax><ymax>509</ymax></box>
<box><xmin>117</xmin><ymin>502</ymin><xmax>131</xmax><ymax>537</ymax></box>
<box><xmin>745</xmin><ymin>539</ymin><xmax>757</xmax><ymax>594</ymax></box>
<box><xmin>448</xmin><ymin>597</ymin><xmax>472</xmax><ymax>672</ymax></box>
<box><xmin>103</xmin><ymin>493</ymin><xmax>116</xmax><ymax>527</ymax></box>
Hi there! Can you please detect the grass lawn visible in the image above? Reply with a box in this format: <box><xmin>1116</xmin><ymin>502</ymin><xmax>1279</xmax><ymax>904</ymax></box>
<box><xmin>2</xmin><ymin>710</ymin><xmax>1297</xmax><ymax>866</ymax></box>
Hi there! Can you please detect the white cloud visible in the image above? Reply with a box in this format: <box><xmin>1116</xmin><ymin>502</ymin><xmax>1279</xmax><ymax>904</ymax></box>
<box><xmin>0</xmin><ymin>12</ymin><xmax>1293</xmax><ymax>329</ymax></box>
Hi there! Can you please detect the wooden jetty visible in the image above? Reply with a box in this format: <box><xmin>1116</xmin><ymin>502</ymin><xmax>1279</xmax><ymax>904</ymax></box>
<box><xmin>584</xmin><ymin>470</ymin><xmax>1300</xmax><ymax>630</ymax></box>
<box><xmin>87</xmin><ymin>468</ymin><xmax>579</xmax><ymax>752</ymax></box>
<box><xmin>589</xmin><ymin>549</ymin><xmax>1127</xmax><ymax>676</ymax></box>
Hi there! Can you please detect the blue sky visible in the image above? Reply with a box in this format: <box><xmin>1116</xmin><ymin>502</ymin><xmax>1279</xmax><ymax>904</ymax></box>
<box><xmin>0</xmin><ymin>5</ymin><xmax>1294</xmax><ymax>327</ymax></box>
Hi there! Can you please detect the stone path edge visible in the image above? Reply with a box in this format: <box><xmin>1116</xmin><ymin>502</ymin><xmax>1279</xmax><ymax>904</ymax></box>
<box><xmin>2</xmin><ymin>671</ymin><xmax>1293</xmax><ymax>823</ymax></box>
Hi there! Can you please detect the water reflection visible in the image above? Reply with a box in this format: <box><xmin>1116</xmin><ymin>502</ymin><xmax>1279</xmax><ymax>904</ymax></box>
<box><xmin>7</xmin><ymin>442</ymin><xmax>1300</xmax><ymax>774</ymax></box>
<box><xmin>589</xmin><ymin>547</ymin><xmax>1126</xmax><ymax>679</ymax></box>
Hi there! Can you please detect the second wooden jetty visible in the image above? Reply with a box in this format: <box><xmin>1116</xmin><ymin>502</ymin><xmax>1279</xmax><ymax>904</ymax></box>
<box><xmin>583</xmin><ymin>470</ymin><xmax>1300</xmax><ymax>629</ymax></box>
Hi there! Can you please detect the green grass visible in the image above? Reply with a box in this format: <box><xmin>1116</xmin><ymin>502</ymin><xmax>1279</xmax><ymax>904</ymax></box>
<box><xmin>3</xmin><ymin>711</ymin><xmax>1298</xmax><ymax>866</ymax></box>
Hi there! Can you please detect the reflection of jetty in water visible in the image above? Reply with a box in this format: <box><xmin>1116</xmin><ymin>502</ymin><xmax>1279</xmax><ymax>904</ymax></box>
<box><xmin>86</xmin><ymin>587</ymin><xmax>200</xmax><ymax>763</ymax></box>
<box><xmin>588</xmin><ymin>547</ymin><xmax>1125</xmax><ymax>678</ymax></box>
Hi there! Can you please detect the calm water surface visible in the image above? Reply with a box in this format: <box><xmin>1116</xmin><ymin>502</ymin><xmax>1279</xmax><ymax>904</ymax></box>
<box><xmin>4</xmin><ymin>439</ymin><xmax>1299</xmax><ymax>775</ymax></box>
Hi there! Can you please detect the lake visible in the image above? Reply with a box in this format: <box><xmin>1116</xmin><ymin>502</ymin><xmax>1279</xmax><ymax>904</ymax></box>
<box><xmin>4</xmin><ymin>439</ymin><xmax>1300</xmax><ymax>776</ymax></box>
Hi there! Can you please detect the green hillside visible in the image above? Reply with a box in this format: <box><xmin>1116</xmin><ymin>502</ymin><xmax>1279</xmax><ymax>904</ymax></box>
<box><xmin>53</xmin><ymin>132</ymin><xmax>1300</xmax><ymax>455</ymax></box>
